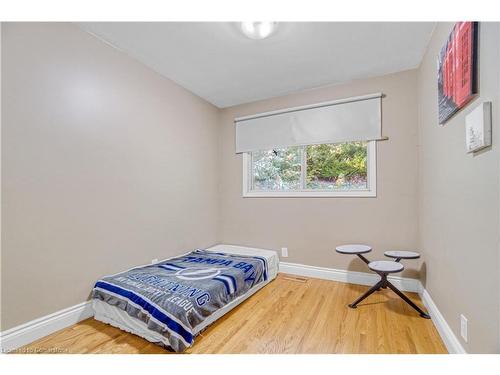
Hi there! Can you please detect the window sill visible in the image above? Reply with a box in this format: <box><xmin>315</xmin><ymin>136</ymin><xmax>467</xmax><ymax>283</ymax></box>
<box><xmin>242</xmin><ymin>190</ymin><xmax>377</xmax><ymax>198</ymax></box>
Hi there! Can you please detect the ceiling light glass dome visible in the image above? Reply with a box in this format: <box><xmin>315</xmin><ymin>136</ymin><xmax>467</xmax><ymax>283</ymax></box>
<box><xmin>239</xmin><ymin>22</ymin><xmax>278</xmax><ymax>40</ymax></box>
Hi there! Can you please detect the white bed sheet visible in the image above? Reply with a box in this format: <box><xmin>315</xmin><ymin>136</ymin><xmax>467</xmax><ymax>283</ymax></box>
<box><xmin>92</xmin><ymin>244</ymin><xmax>279</xmax><ymax>349</ymax></box>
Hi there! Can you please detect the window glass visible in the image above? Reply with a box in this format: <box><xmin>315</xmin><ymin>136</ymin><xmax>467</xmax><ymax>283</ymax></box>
<box><xmin>305</xmin><ymin>142</ymin><xmax>368</xmax><ymax>190</ymax></box>
<box><xmin>251</xmin><ymin>147</ymin><xmax>302</xmax><ymax>190</ymax></box>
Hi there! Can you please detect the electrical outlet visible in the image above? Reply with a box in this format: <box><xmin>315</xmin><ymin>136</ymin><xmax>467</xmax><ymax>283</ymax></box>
<box><xmin>151</xmin><ymin>258</ymin><xmax>158</xmax><ymax>264</ymax></box>
<box><xmin>281</xmin><ymin>247</ymin><xmax>288</xmax><ymax>257</ymax></box>
<box><xmin>460</xmin><ymin>314</ymin><xmax>468</xmax><ymax>342</ymax></box>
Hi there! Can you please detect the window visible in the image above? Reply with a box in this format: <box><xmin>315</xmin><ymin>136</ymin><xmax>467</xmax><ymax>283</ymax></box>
<box><xmin>243</xmin><ymin>141</ymin><xmax>376</xmax><ymax>197</ymax></box>
<box><xmin>236</xmin><ymin>93</ymin><xmax>383</xmax><ymax>197</ymax></box>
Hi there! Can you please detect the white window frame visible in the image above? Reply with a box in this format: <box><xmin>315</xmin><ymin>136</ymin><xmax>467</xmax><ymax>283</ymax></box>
<box><xmin>242</xmin><ymin>141</ymin><xmax>377</xmax><ymax>198</ymax></box>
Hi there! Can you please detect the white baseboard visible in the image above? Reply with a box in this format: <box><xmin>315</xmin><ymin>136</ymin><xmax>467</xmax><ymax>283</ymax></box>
<box><xmin>279</xmin><ymin>261</ymin><xmax>422</xmax><ymax>293</ymax></box>
<box><xmin>0</xmin><ymin>301</ymin><xmax>94</xmax><ymax>353</ymax></box>
<box><xmin>279</xmin><ymin>261</ymin><xmax>466</xmax><ymax>354</ymax></box>
<box><xmin>419</xmin><ymin>288</ymin><xmax>466</xmax><ymax>354</ymax></box>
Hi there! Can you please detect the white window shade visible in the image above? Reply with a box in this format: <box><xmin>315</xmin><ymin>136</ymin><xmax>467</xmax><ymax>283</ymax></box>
<box><xmin>235</xmin><ymin>93</ymin><xmax>384</xmax><ymax>153</ymax></box>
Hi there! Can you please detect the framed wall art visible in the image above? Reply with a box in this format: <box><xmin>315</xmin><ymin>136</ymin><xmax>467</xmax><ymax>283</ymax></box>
<box><xmin>437</xmin><ymin>22</ymin><xmax>479</xmax><ymax>124</ymax></box>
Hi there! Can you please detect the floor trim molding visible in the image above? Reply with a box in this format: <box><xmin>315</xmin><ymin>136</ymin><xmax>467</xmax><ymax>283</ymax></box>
<box><xmin>279</xmin><ymin>261</ymin><xmax>466</xmax><ymax>354</ymax></box>
<box><xmin>279</xmin><ymin>261</ymin><xmax>422</xmax><ymax>293</ymax></box>
<box><xmin>419</xmin><ymin>288</ymin><xmax>466</xmax><ymax>354</ymax></box>
<box><xmin>0</xmin><ymin>301</ymin><xmax>94</xmax><ymax>353</ymax></box>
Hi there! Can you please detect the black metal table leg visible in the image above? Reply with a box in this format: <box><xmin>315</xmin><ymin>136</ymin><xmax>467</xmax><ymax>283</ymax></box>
<box><xmin>356</xmin><ymin>254</ymin><xmax>371</xmax><ymax>265</ymax></box>
<box><xmin>349</xmin><ymin>279</ymin><xmax>385</xmax><ymax>308</ymax></box>
<box><xmin>385</xmin><ymin>280</ymin><xmax>430</xmax><ymax>319</ymax></box>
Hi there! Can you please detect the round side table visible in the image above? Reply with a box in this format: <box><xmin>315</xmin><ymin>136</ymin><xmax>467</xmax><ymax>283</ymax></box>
<box><xmin>335</xmin><ymin>245</ymin><xmax>430</xmax><ymax>319</ymax></box>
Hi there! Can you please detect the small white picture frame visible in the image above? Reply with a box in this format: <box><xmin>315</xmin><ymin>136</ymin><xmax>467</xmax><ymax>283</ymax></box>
<box><xmin>465</xmin><ymin>102</ymin><xmax>492</xmax><ymax>153</ymax></box>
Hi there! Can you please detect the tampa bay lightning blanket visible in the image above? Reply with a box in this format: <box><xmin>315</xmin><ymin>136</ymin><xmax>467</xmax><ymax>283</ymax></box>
<box><xmin>91</xmin><ymin>249</ymin><xmax>268</xmax><ymax>352</ymax></box>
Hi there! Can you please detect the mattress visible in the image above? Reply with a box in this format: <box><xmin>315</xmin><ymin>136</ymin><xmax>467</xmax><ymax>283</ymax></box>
<box><xmin>92</xmin><ymin>244</ymin><xmax>278</xmax><ymax>349</ymax></box>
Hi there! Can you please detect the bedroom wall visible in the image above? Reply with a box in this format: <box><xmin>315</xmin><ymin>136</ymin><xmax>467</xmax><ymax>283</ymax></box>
<box><xmin>417</xmin><ymin>22</ymin><xmax>500</xmax><ymax>353</ymax></box>
<box><xmin>0</xmin><ymin>22</ymin><xmax>3</xmax><ymax>331</ymax></box>
<box><xmin>218</xmin><ymin>70</ymin><xmax>420</xmax><ymax>276</ymax></box>
<box><xmin>1</xmin><ymin>23</ymin><xmax>220</xmax><ymax>330</ymax></box>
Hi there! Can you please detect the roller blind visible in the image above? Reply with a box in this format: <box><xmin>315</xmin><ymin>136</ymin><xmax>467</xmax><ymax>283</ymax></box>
<box><xmin>235</xmin><ymin>93</ymin><xmax>383</xmax><ymax>153</ymax></box>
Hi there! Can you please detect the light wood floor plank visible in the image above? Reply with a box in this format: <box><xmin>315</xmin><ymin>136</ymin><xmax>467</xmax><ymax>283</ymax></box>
<box><xmin>18</xmin><ymin>274</ymin><xmax>447</xmax><ymax>354</ymax></box>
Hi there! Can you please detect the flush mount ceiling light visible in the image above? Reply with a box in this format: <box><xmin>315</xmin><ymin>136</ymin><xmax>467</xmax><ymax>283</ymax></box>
<box><xmin>239</xmin><ymin>22</ymin><xmax>278</xmax><ymax>40</ymax></box>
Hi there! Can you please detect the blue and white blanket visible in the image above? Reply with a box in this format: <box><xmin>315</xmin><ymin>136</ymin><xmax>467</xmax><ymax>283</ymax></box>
<box><xmin>92</xmin><ymin>249</ymin><xmax>268</xmax><ymax>352</ymax></box>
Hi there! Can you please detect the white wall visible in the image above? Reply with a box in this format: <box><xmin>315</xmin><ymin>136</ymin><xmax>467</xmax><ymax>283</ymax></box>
<box><xmin>218</xmin><ymin>70</ymin><xmax>420</xmax><ymax>277</ymax></box>
<box><xmin>0</xmin><ymin>22</ymin><xmax>3</xmax><ymax>331</ymax></box>
<box><xmin>1</xmin><ymin>23</ymin><xmax>220</xmax><ymax>330</ymax></box>
<box><xmin>417</xmin><ymin>22</ymin><xmax>500</xmax><ymax>353</ymax></box>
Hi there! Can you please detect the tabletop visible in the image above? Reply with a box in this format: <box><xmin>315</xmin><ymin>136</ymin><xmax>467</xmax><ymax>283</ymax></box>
<box><xmin>335</xmin><ymin>244</ymin><xmax>372</xmax><ymax>254</ymax></box>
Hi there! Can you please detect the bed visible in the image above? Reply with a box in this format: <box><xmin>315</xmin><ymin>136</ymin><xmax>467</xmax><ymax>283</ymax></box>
<box><xmin>91</xmin><ymin>244</ymin><xmax>279</xmax><ymax>352</ymax></box>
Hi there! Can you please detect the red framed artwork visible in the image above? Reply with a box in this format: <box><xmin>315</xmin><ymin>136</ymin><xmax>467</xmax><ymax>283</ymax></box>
<box><xmin>437</xmin><ymin>22</ymin><xmax>479</xmax><ymax>124</ymax></box>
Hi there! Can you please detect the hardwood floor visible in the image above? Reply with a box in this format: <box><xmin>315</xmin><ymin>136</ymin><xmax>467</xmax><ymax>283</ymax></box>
<box><xmin>18</xmin><ymin>274</ymin><xmax>447</xmax><ymax>354</ymax></box>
